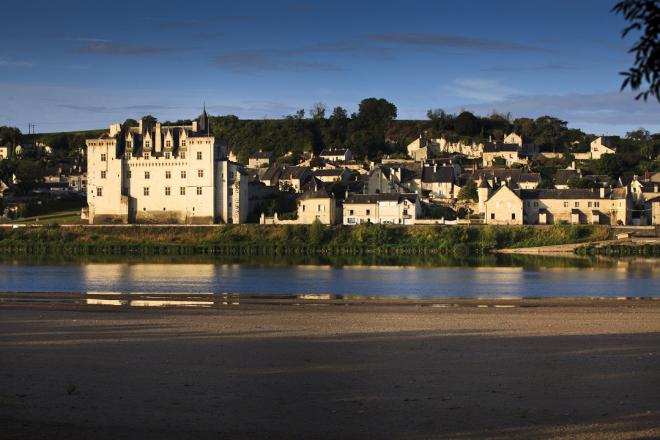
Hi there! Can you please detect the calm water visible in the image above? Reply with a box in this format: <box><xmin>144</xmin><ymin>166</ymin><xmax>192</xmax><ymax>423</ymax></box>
<box><xmin>0</xmin><ymin>257</ymin><xmax>658</xmax><ymax>298</ymax></box>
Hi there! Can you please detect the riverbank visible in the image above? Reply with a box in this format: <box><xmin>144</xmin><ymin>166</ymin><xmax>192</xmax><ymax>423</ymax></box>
<box><xmin>1</xmin><ymin>301</ymin><xmax>659</xmax><ymax>439</ymax></box>
<box><xmin>0</xmin><ymin>223</ymin><xmax>613</xmax><ymax>256</ymax></box>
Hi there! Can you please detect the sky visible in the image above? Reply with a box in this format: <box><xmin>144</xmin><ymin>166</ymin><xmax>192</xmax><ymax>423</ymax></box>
<box><xmin>1</xmin><ymin>0</ymin><xmax>658</xmax><ymax>136</ymax></box>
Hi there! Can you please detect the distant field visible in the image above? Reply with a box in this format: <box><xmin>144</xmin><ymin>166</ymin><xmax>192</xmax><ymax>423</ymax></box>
<box><xmin>8</xmin><ymin>210</ymin><xmax>83</xmax><ymax>225</ymax></box>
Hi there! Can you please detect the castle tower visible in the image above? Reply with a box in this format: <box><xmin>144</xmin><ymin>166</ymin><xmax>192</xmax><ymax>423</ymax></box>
<box><xmin>477</xmin><ymin>178</ymin><xmax>491</xmax><ymax>214</ymax></box>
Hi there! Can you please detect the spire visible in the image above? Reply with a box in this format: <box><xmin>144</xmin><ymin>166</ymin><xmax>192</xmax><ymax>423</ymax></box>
<box><xmin>198</xmin><ymin>103</ymin><xmax>209</xmax><ymax>135</ymax></box>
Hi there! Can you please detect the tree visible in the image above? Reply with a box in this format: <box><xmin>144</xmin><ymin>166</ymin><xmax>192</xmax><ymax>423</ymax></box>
<box><xmin>596</xmin><ymin>154</ymin><xmax>625</xmax><ymax>178</ymax></box>
<box><xmin>458</xmin><ymin>180</ymin><xmax>478</xmax><ymax>202</ymax></box>
<box><xmin>309</xmin><ymin>218</ymin><xmax>326</xmax><ymax>245</ymax></box>
<box><xmin>310</xmin><ymin>102</ymin><xmax>326</xmax><ymax>120</ymax></box>
<box><xmin>454</xmin><ymin>111</ymin><xmax>480</xmax><ymax>136</ymax></box>
<box><xmin>612</xmin><ymin>0</ymin><xmax>660</xmax><ymax>100</ymax></box>
<box><xmin>351</xmin><ymin>98</ymin><xmax>397</xmax><ymax>159</ymax></box>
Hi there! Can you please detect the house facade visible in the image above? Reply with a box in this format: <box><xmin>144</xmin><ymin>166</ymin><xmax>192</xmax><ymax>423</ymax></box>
<box><xmin>343</xmin><ymin>193</ymin><xmax>420</xmax><ymax>225</ymax></box>
<box><xmin>86</xmin><ymin>110</ymin><xmax>248</xmax><ymax>224</ymax></box>
<box><xmin>320</xmin><ymin>148</ymin><xmax>352</xmax><ymax>162</ymax></box>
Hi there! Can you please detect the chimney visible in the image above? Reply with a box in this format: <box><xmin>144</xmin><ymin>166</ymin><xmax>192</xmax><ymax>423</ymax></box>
<box><xmin>155</xmin><ymin>122</ymin><xmax>162</xmax><ymax>153</ymax></box>
<box><xmin>599</xmin><ymin>187</ymin><xmax>606</xmax><ymax>198</ymax></box>
<box><xmin>138</xmin><ymin>119</ymin><xmax>143</xmax><ymax>133</ymax></box>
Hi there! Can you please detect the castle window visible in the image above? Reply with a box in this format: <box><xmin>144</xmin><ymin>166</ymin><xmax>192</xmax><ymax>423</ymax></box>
<box><xmin>181</xmin><ymin>170</ymin><xmax>186</xmax><ymax>179</ymax></box>
<box><xmin>180</xmin><ymin>152</ymin><xmax>186</xmax><ymax>159</ymax></box>
<box><xmin>196</xmin><ymin>187</ymin><xmax>202</xmax><ymax>195</ymax></box>
<box><xmin>100</xmin><ymin>153</ymin><xmax>107</xmax><ymax>162</ymax></box>
<box><xmin>595</xmin><ymin>201</ymin><xmax>600</xmax><ymax>208</ymax></box>
<box><xmin>563</xmin><ymin>202</ymin><xmax>569</xmax><ymax>208</ymax></box>
<box><xmin>96</xmin><ymin>187</ymin><xmax>103</xmax><ymax>197</ymax></box>
<box><xmin>165</xmin><ymin>187</ymin><xmax>171</xmax><ymax>196</ymax></box>
<box><xmin>166</xmin><ymin>140</ymin><xmax>171</xmax><ymax>148</ymax></box>
<box><xmin>181</xmin><ymin>139</ymin><xmax>186</xmax><ymax>146</ymax></box>
<box><xmin>143</xmin><ymin>152</ymin><xmax>149</xmax><ymax>160</ymax></box>
<box><xmin>165</xmin><ymin>171</ymin><xmax>171</xmax><ymax>179</ymax></box>
<box><xmin>575</xmin><ymin>202</ymin><xmax>579</xmax><ymax>208</ymax></box>
<box><xmin>198</xmin><ymin>169</ymin><xmax>204</xmax><ymax>178</ymax></box>
<box><xmin>165</xmin><ymin>152</ymin><xmax>171</xmax><ymax>159</ymax></box>
<box><xmin>197</xmin><ymin>152</ymin><xmax>202</xmax><ymax>160</ymax></box>
<box><xmin>145</xmin><ymin>171</ymin><xmax>150</xmax><ymax>179</ymax></box>
<box><xmin>366</xmin><ymin>209</ymin><xmax>371</xmax><ymax>216</ymax></box>
<box><xmin>127</xmin><ymin>170</ymin><xmax>131</xmax><ymax>178</ymax></box>
<box><xmin>101</xmin><ymin>171</ymin><xmax>106</xmax><ymax>179</ymax></box>
<box><xmin>180</xmin><ymin>187</ymin><xmax>186</xmax><ymax>195</ymax></box>
<box><xmin>145</xmin><ymin>141</ymin><xmax>150</xmax><ymax>149</ymax></box>
<box><xmin>143</xmin><ymin>187</ymin><xmax>150</xmax><ymax>196</ymax></box>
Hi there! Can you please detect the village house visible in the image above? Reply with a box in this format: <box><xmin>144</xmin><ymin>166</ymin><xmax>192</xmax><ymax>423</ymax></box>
<box><xmin>481</xmin><ymin>143</ymin><xmax>526</xmax><ymax>167</ymax></box>
<box><xmin>643</xmin><ymin>196</ymin><xmax>660</xmax><ymax>225</ymax></box>
<box><xmin>554</xmin><ymin>168</ymin><xmax>581</xmax><ymax>189</ymax></box>
<box><xmin>248</xmin><ymin>151</ymin><xmax>274</xmax><ymax>168</ymax></box>
<box><xmin>0</xmin><ymin>145</ymin><xmax>9</xmax><ymax>160</ymax></box>
<box><xmin>85</xmin><ymin>109</ymin><xmax>248</xmax><ymax>224</ymax></box>
<box><xmin>420</xmin><ymin>164</ymin><xmax>454</xmax><ymax>199</ymax></box>
<box><xmin>366</xmin><ymin>164</ymin><xmax>420</xmax><ymax>195</ymax></box>
<box><xmin>589</xmin><ymin>136</ymin><xmax>616</xmax><ymax>159</ymax></box>
<box><xmin>313</xmin><ymin>168</ymin><xmax>351</xmax><ymax>183</ymax></box>
<box><xmin>481</xmin><ymin>184</ymin><xmax>630</xmax><ymax>225</ymax></box>
<box><xmin>296</xmin><ymin>187</ymin><xmax>338</xmax><ymax>224</ymax></box>
<box><xmin>319</xmin><ymin>148</ymin><xmax>352</xmax><ymax>162</ymax></box>
<box><xmin>343</xmin><ymin>193</ymin><xmax>421</xmax><ymax>225</ymax></box>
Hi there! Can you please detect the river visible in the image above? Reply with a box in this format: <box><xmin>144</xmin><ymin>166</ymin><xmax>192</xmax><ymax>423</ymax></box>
<box><xmin>0</xmin><ymin>255</ymin><xmax>657</xmax><ymax>298</ymax></box>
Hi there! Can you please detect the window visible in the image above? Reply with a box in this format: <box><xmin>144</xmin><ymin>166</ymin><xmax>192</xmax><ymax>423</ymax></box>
<box><xmin>594</xmin><ymin>201</ymin><xmax>600</xmax><ymax>208</ymax></box>
<box><xmin>302</xmin><ymin>205</ymin><xmax>306</xmax><ymax>212</ymax></box>
<box><xmin>180</xmin><ymin>187</ymin><xmax>186</xmax><ymax>195</ymax></box>
<box><xmin>100</xmin><ymin>153</ymin><xmax>107</xmax><ymax>162</ymax></box>
<box><xmin>349</xmin><ymin>209</ymin><xmax>354</xmax><ymax>215</ymax></box>
<box><xmin>197</xmin><ymin>151</ymin><xmax>202</xmax><ymax>160</ymax></box>
<box><xmin>403</xmin><ymin>209</ymin><xmax>408</xmax><ymax>216</ymax></box>
<box><xmin>533</xmin><ymin>202</ymin><xmax>539</xmax><ymax>207</ymax></box>
<box><xmin>100</xmin><ymin>171</ymin><xmax>106</xmax><ymax>179</ymax></box>
<box><xmin>511</xmin><ymin>213</ymin><xmax>516</xmax><ymax>220</ymax></box>
<box><xmin>165</xmin><ymin>171</ymin><xmax>171</xmax><ymax>179</ymax></box>
<box><xmin>575</xmin><ymin>202</ymin><xmax>579</xmax><ymax>207</ymax></box>
<box><xmin>181</xmin><ymin>170</ymin><xmax>186</xmax><ymax>179</ymax></box>
<box><xmin>181</xmin><ymin>140</ymin><xmax>186</xmax><ymax>146</ymax></box>
<box><xmin>198</xmin><ymin>169</ymin><xmax>204</xmax><ymax>178</ymax></box>
<box><xmin>165</xmin><ymin>140</ymin><xmax>171</xmax><ymax>148</ymax></box>
<box><xmin>317</xmin><ymin>204</ymin><xmax>321</xmax><ymax>212</ymax></box>
<box><xmin>145</xmin><ymin>141</ymin><xmax>150</xmax><ymax>149</ymax></box>
<box><xmin>143</xmin><ymin>187</ymin><xmax>149</xmax><ymax>196</ymax></box>
<box><xmin>588</xmin><ymin>201</ymin><xmax>592</xmax><ymax>208</ymax></box>
<box><xmin>491</xmin><ymin>213</ymin><xmax>495</xmax><ymax>219</ymax></box>
<box><xmin>165</xmin><ymin>152</ymin><xmax>171</xmax><ymax>159</ymax></box>
<box><xmin>165</xmin><ymin>187</ymin><xmax>171</xmax><ymax>196</ymax></box>
<box><xmin>126</xmin><ymin>141</ymin><xmax>132</xmax><ymax>149</ymax></box>
<box><xmin>366</xmin><ymin>209</ymin><xmax>371</xmax><ymax>215</ymax></box>
<box><xmin>96</xmin><ymin>187</ymin><xmax>103</xmax><ymax>196</ymax></box>
<box><xmin>196</xmin><ymin>186</ymin><xmax>202</xmax><ymax>195</ymax></box>
<box><xmin>145</xmin><ymin>171</ymin><xmax>150</xmax><ymax>179</ymax></box>
<box><xmin>127</xmin><ymin>170</ymin><xmax>132</xmax><ymax>178</ymax></box>
<box><xmin>143</xmin><ymin>152</ymin><xmax>149</xmax><ymax>159</ymax></box>
<box><xmin>180</xmin><ymin>152</ymin><xmax>186</xmax><ymax>159</ymax></box>
<box><xmin>563</xmin><ymin>202</ymin><xmax>569</xmax><ymax>208</ymax></box>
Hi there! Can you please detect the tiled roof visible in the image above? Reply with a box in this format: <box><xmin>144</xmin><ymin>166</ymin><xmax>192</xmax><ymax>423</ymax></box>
<box><xmin>421</xmin><ymin>166</ymin><xmax>454</xmax><ymax>183</ymax></box>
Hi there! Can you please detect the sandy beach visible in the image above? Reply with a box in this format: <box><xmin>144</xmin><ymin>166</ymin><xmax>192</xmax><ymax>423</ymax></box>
<box><xmin>1</xmin><ymin>300</ymin><xmax>659</xmax><ymax>439</ymax></box>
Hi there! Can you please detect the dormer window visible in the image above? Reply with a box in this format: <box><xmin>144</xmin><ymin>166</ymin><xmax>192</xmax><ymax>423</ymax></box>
<box><xmin>143</xmin><ymin>152</ymin><xmax>149</xmax><ymax>159</ymax></box>
<box><xmin>126</xmin><ymin>141</ymin><xmax>132</xmax><ymax>149</ymax></box>
<box><xmin>165</xmin><ymin>152</ymin><xmax>171</xmax><ymax>159</ymax></box>
<box><xmin>166</xmin><ymin>140</ymin><xmax>171</xmax><ymax>148</ymax></box>
<box><xmin>145</xmin><ymin>141</ymin><xmax>151</xmax><ymax>149</ymax></box>
<box><xmin>181</xmin><ymin>140</ymin><xmax>186</xmax><ymax>146</ymax></box>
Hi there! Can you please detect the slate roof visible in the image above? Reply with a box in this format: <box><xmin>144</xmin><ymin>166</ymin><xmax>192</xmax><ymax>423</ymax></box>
<box><xmin>554</xmin><ymin>169</ymin><xmax>580</xmax><ymax>185</ymax></box>
<box><xmin>519</xmin><ymin>188</ymin><xmax>623</xmax><ymax>200</ymax></box>
<box><xmin>421</xmin><ymin>166</ymin><xmax>454</xmax><ymax>183</ymax></box>
<box><xmin>345</xmin><ymin>193</ymin><xmax>418</xmax><ymax>204</ymax></box>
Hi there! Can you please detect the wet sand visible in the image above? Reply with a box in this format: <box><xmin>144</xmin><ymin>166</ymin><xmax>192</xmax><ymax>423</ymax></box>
<box><xmin>1</xmin><ymin>301</ymin><xmax>660</xmax><ymax>439</ymax></box>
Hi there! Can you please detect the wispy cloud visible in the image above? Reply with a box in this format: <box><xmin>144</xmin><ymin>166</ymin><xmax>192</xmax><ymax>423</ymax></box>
<box><xmin>453</xmin><ymin>91</ymin><xmax>660</xmax><ymax>130</ymax></box>
<box><xmin>57</xmin><ymin>103</ymin><xmax>185</xmax><ymax>113</ymax></box>
<box><xmin>212</xmin><ymin>40</ymin><xmax>391</xmax><ymax>73</ymax></box>
<box><xmin>447</xmin><ymin>79</ymin><xmax>521</xmax><ymax>102</ymax></box>
<box><xmin>73</xmin><ymin>41</ymin><xmax>193</xmax><ymax>56</ymax></box>
<box><xmin>481</xmin><ymin>63</ymin><xmax>575</xmax><ymax>73</ymax></box>
<box><xmin>150</xmin><ymin>16</ymin><xmax>253</xmax><ymax>29</ymax></box>
<box><xmin>0</xmin><ymin>57</ymin><xmax>35</xmax><ymax>67</ymax></box>
<box><xmin>369</xmin><ymin>32</ymin><xmax>551</xmax><ymax>53</ymax></box>
<box><xmin>213</xmin><ymin>49</ymin><xmax>342</xmax><ymax>72</ymax></box>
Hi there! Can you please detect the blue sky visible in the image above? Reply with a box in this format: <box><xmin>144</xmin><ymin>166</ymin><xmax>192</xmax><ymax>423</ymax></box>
<box><xmin>1</xmin><ymin>0</ymin><xmax>658</xmax><ymax>135</ymax></box>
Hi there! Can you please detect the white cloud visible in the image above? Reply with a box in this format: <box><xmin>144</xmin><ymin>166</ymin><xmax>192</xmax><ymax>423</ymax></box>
<box><xmin>447</xmin><ymin>79</ymin><xmax>520</xmax><ymax>102</ymax></box>
<box><xmin>0</xmin><ymin>57</ymin><xmax>34</xmax><ymax>67</ymax></box>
